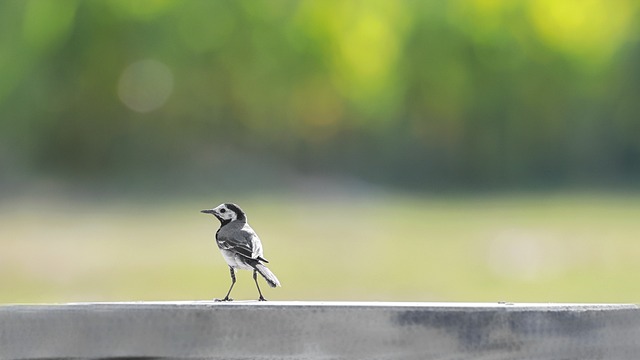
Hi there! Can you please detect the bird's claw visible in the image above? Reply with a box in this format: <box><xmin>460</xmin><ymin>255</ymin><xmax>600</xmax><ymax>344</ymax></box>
<box><xmin>258</xmin><ymin>296</ymin><xmax>267</xmax><ymax>301</ymax></box>
<box><xmin>215</xmin><ymin>297</ymin><xmax>233</xmax><ymax>302</ymax></box>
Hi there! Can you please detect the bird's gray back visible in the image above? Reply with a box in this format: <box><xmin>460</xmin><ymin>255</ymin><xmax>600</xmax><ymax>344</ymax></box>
<box><xmin>216</xmin><ymin>220</ymin><xmax>264</xmax><ymax>260</ymax></box>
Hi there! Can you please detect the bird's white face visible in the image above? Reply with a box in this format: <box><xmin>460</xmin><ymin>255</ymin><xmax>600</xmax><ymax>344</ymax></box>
<box><xmin>212</xmin><ymin>204</ymin><xmax>238</xmax><ymax>222</ymax></box>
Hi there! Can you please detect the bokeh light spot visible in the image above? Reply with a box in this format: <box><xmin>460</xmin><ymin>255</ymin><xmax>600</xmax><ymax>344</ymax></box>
<box><xmin>118</xmin><ymin>59</ymin><xmax>173</xmax><ymax>113</ymax></box>
<box><xmin>529</xmin><ymin>0</ymin><xmax>633</xmax><ymax>67</ymax></box>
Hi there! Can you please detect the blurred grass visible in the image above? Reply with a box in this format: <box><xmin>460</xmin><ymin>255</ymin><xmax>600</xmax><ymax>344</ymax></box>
<box><xmin>0</xmin><ymin>192</ymin><xmax>639</xmax><ymax>304</ymax></box>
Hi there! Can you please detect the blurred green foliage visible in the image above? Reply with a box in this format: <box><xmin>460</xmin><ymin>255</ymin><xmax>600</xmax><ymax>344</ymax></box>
<box><xmin>1</xmin><ymin>0</ymin><xmax>640</xmax><ymax>190</ymax></box>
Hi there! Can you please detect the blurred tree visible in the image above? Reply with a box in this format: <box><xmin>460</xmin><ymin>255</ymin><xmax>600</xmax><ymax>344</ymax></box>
<box><xmin>1</xmin><ymin>0</ymin><xmax>639</xmax><ymax>191</ymax></box>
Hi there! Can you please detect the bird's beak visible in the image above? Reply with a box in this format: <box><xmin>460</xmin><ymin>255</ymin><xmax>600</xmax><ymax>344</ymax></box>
<box><xmin>201</xmin><ymin>209</ymin><xmax>216</xmax><ymax>215</ymax></box>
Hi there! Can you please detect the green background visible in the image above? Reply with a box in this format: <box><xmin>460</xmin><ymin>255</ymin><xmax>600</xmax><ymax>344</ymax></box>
<box><xmin>1</xmin><ymin>0</ymin><xmax>639</xmax><ymax>304</ymax></box>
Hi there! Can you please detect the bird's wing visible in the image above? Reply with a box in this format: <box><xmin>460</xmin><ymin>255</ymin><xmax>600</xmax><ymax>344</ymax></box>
<box><xmin>217</xmin><ymin>226</ymin><xmax>269</xmax><ymax>263</ymax></box>
<box><xmin>243</xmin><ymin>226</ymin><xmax>269</xmax><ymax>263</ymax></box>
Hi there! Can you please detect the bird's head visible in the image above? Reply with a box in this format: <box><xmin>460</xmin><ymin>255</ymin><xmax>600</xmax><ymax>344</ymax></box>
<box><xmin>201</xmin><ymin>203</ymin><xmax>246</xmax><ymax>225</ymax></box>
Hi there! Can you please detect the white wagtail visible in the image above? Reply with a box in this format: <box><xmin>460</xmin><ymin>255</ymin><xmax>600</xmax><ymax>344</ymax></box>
<box><xmin>201</xmin><ymin>203</ymin><xmax>280</xmax><ymax>301</ymax></box>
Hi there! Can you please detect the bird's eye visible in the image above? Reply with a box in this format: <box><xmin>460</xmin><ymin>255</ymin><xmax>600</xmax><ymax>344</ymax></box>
<box><xmin>220</xmin><ymin>208</ymin><xmax>226</xmax><ymax>213</ymax></box>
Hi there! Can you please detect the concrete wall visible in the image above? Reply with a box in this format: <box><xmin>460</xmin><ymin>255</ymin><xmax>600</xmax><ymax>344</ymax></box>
<box><xmin>0</xmin><ymin>301</ymin><xmax>638</xmax><ymax>360</ymax></box>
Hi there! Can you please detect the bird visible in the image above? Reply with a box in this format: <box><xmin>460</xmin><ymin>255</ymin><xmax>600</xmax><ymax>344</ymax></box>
<box><xmin>201</xmin><ymin>203</ymin><xmax>280</xmax><ymax>301</ymax></box>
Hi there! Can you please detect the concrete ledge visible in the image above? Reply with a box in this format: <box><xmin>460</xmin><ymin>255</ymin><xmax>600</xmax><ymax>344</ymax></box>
<box><xmin>0</xmin><ymin>301</ymin><xmax>638</xmax><ymax>359</ymax></box>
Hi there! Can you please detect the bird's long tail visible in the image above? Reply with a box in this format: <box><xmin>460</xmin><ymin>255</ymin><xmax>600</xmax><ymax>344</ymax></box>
<box><xmin>254</xmin><ymin>263</ymin><xmax>280</xmax><ymax>288</ymax></box>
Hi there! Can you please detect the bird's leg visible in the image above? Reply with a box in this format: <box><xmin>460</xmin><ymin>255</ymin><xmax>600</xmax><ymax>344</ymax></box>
<box><xmin>253</xmin><ymin>269</ymin><xmax>267</xmax><ymax>301</ymax></box>
<box><xmin>216</xmin><ymin>266</ymin><xmax>236</xmax><ymax>301</ymax></box>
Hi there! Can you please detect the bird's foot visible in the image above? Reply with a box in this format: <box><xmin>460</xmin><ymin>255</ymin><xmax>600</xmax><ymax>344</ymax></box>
<box><xmin>258</xmin><ymin>296</ymin><xmax>267</xmax><ymax>301</ymax></box>
<box><xmin>215</xmin><ymin>297</ymin><xmax>233</xmax><ymax>302</ymax></box>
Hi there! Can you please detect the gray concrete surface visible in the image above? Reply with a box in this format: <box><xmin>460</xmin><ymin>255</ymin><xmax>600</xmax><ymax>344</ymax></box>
<box><xmin>0</xmin><ymin>301</ymin><xmax>638</xmax><ymax>360</ymax></box>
